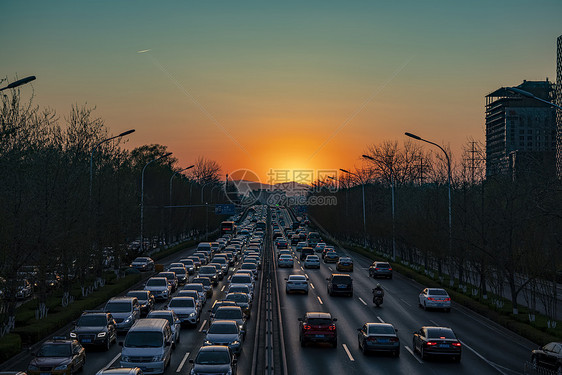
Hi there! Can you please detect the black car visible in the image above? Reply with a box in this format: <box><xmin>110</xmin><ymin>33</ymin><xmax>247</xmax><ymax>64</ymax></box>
<box><xmin>412</xmin><ymin>326</ymin><xmax>462</xmax><ymax>362</ymax></box>
<box><xmin>70</xmin><ymin>311</ymin><xmax>117</xmax><ymax>350</ymax></box>
<box><xmin>189</xmin><ymin>345</ymin><xmax>237</xmax><ymax>375</ymax></box>
<box><xmin>531</xmin><ymin>342</ymin><xmax>562</xmax><ymax>373</ymax></box>
<box><xmin>126</xmin><ymin>290</ymin><xmax>155</xmax><ymax>316</ymax></box>
<box><xmin>300</xmin><ymin>247</ymin><xmax>315</xmax><ymax>261</ymax></box>
<box><xmin>326</xmin><ymin>274</ymin><xmax>353</xmax><ymax>297</ymax></box>
<box><xmin>27</xmin><ymin>337</ymin><xmax>86</xmax><ymax>375</ymax></box>
<box><xmin>369</xmin><ymin>261</ymin><xmax>393</xmax><ymax>279</ymax></box>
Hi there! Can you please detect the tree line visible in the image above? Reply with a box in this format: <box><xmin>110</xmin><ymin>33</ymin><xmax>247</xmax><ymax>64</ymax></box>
<box><xmin>308</xmin><ymin>139</ymin><xmax>561</xmax><ymax>324</ymax></box>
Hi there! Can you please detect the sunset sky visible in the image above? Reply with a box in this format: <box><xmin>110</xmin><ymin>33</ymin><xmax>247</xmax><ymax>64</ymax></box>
<box><xmin>2</xmin><ymin>1</ymin><xmax>561</xmax><ymax>184</ymax></box>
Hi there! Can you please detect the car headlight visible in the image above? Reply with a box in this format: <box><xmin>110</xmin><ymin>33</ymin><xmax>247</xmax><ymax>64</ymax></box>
<box><xmin>121</xmin><ymin>355</ymin><xmax>130</xmax><ymax>362</ymax></box>
<box><xmin>204</xmin><ymin>340</ymin><xmax>213</xmax><ymax>346</ymax></box>
<box><xmin>97</xmin><ymin>332</ymin><xmax>107</xmax><ymax>337</ymax></box>
<box><xmin>189</xmin><ymin>312</ymin><xmax>196</xmax><ymax>317</ymax></box>
<box><xmin>69</xmin><ymin>332</ymin><xmax>77</xmax><ymax>338</ymax></box>
<box><xmin>230</xmin><ymin>340</ymin><xmax>240</xmax><ymax>346</ymax></box>
<box><xmin>54</xmin><ymin>364</ymin><xmax>68</xmax><ymax>370</ymax></box>
<box><xmin>123</xmin><ymin>315</ymin><xmax>133</xmax><ymax>323</ymax></box>
<box><xmin>27</xmin><ymin>365</ymin><xmax>39</xmax><ymax>371</ymax></box>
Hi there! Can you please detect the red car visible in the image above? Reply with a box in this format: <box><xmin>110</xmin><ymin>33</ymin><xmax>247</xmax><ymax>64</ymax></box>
<box><xmin>299</xmin><ymin>312</ymin><xmax>337</xmax><ymax>348</ymax></box>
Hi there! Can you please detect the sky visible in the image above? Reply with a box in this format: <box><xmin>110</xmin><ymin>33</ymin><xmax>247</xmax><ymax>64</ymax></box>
<box><xmin>2</xmin><ymin>0</ymin><xmax>561</xmax><ymax>184</ymax></box>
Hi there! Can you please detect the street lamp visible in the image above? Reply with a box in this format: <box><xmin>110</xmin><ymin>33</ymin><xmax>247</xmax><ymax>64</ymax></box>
<box><xmin>168</xmin><ymin>165</ymin><xmax>194</xmax><ymax>243</ymax></box>
<box><xmin>90</xmin><ymin>129</ymin><xmax>136</xmax><ymax>211</ymax></box>
<box><xmin>506</xmin><ymin>87</ymin><xmax>562</xmax><ymax>110</ymax></box>
<box><xmin>340</xmin><ymin>168</ymin><xmax>367</xmax><ymax>247</ymax></box>
<box><xmin>405</xmin><ymin>132</ymin><xmax>452</xmax><ymax>263</ymax></box>
<box><xmin>362</xmin><ymin>154</ymin><xmax>396</xmax><ymax>261</ymax></box>
<box><xmin>0</xmin><ymin>75</ymin><xmax>36</xmax><ymax>92</ymax></box>
<box><xmin>140</xmin><ymin>152</ymin><xmax>173</xmax><ymax>252</ymax></box>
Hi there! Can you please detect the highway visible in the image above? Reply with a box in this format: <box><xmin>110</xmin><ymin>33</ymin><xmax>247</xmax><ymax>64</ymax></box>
<box><xmin>1</xmin><ymin>205</ymin><xmax>540</xmax><ymax>375</ymax></box>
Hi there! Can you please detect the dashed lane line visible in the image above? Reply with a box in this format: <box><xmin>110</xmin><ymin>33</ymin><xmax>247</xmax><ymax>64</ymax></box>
<box><xmin>377</xmin><ymin>316</ymin><xmax>385</xmax><ymax>323</ymax></box>
<box><xmin>342</xmin><ymin>344</ymin><xmax>355</xmax><ymax>361</ymax></box>
<box><xmin>176</xmin><ymin>352</ymin><xmax>190</xmax><ymax>372</ymax></box>
<box><xmin>199</xmin><ymin>319</ymin><xmax>207</xmax><ymax>332</ymax></box>
<box><xmin>429</xmin><ymin>319</ymin><xmax>439</xmax><ymax>326</ymax></box>
<box><xmin>405</xmin><ymin>346</ymin><xmax>423</xmax><ymax>364</ymax></box>
<box><xmin>317</xmin><ymin>296</ymin><xmax>323</xmax><ymax>305</ymax></box>
<box><xmin>310</xmin><ymin>283</ymin><xmax>315</xmax><ymax>289</ymax></box>
<box><xmin>400</xmin><ymin>298</ymin><xmax>412</xmax><ymax>307</ymax></box>
<box><xmin>460</xmin><ymin>340</ymin><xmax>509</xmax><ymax>375</ymax></box>
<box><xmin>358</xmin><ymin>297</ymin><xmax>367</xmax><ymax>306</ymax></box>
<box><xmin>101</xmin><ymin>353</ymin><xmax>121</xmax><ymax>371</ymax></box>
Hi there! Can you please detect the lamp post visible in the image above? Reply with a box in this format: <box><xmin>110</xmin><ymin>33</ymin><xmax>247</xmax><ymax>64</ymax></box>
<box><xmin>0</xmin><ymin>75</ymin><xmax>36</xmax><ymax>92</ymax></box>
<box><xmin>506</xmin><ymin>87</ymin><xmax>562</xmax><ymax>110</ymax></box>
<box><xmin>405</xmin><ymin>132</ymin><xmax>452</xmax><ymax>263</ymax></box>
<box><xmin>340</xmin><ymin>168</ymin><xmax>367</xmax><ymax>247</ymax></box>
<box><xmin>140</xmin><ymin>152</ymin><xmax>172</xmax><ymax>252</ymax></box>
<box><xmin>90</xmin><ymin>130</ymin><xmax>136</xmax><ymax>212</ymax></box>
<box><xmin>168</xmin><ymin>165</ymin><xmax>194</xmax><ymax>243</ymax></box>
<box><xmin>362</xmin><ymin>154</ymin><xmax>396</xmax><ymax>261</ymax></box>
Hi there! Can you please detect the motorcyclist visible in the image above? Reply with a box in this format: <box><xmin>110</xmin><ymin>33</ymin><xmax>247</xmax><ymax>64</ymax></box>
<box><xmin>372</xmin><ymin>284</ymin><xmax>384</xmax><ymax>301</ymax></box>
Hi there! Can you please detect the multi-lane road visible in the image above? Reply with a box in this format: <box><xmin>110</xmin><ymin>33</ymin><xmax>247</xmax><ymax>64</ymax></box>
<box><xmin>1</xmin><ymin>206</ymin><xmax>539</xmax><ymax>375</ymax></box>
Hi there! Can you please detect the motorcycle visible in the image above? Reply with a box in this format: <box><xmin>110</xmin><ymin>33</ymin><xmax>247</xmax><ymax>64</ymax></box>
<box><xmin>373</xmin><ymin>295</ymin><xmax>383</xmax><ymax>307</ymax></box>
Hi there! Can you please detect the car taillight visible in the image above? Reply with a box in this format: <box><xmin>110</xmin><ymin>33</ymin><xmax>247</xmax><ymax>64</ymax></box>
<box><xmin>427</xmin><ymin>297</ymin><xmax>435</xmax><ymax>301</ymax></box>
<box><xmin>452</xmin><ymin>342</ymin><xmax>461</xmax><ymax>347</ymax></box>
<box><xmin>303</xmin><ymin>324</ymin><xmax>311</xmax><ymax>330</ymax></box>
<box><xmin>444</xmin><ymin>297</ymin><xmax>451</xmax><ymax>301</ymax></box>
<box><xmin>425</xmin><ymin>341</ymin><xmax>437</xmax><ymax>346</ymax></box>
<box><xmin>329</xmin><ymin>325</ymin><xmax>336</xmax><ymax>331</ymax></box>
<box><xmin>388</xmin><ymin>268</ymin><xmax>392</xmax><ymax>271</ymax></box>
<box><xmin>374</xmin><ymin>268</ymin><xmax>379</xmax><ymax>271</ymax></box>
<box><xmin>390</xmin><ymin>338</ymin><xmax>399</xmax><ymax>342</ymax></box>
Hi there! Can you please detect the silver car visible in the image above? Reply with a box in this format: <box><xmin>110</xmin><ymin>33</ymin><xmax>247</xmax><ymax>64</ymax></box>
<box><xmin>285</xmin><ymin>275</ymin><xmax>309</xmax><ymax>294</ymax></box>
<box><xmin>166</xmin><ymin>297</ymin><xmax>199</xmax><ymax>325</ymax></box>
<box><xmin>203</xmin><ymin>320</ymin><xmax>243</xmax><ymax>355</ymax></box>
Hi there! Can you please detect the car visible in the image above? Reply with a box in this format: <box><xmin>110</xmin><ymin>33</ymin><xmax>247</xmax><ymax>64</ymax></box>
<box><xmin>336</xmin><ymin>257</ymin><xmax>354</xmax><ymax>272</ymax></box>
<box><xmin>70</xmin><ymin>311</ymin><xmax>117</xmax><ymax>350</ymax></box>
<box><xmin>210</xmin><ymin>257</ymin><xmax>229</xmax><ymax>276</ymax></box>
<box><xmin>95</xmin><ymin>368</ymin><xmax>143</xmax><ymax>375</ymax></box>
<box><xmin>229</xmin><ymin>274</ymin><xmax>255</xmax><ymax>296</ymax></box>
<box><xmin>299</xmin><ymin>312</ymin><xmax>337</xmax><ymax>348</ymax></box>
<box><xmin>192</xmin><ymin>277</ymin><xmax>214</xmax><ymax>298</ymax></box>
<box><xmin>296</xmin><ymin>242</ymin><xmax>307</xmax><ymax>252</ymax></box>
<box><xmin>129</xmin><ymin>257</ymin><xmax>154</xmax><ymax>272</ymax></box>
<box><xmin>146</xmin><ymin>310</ymin><xmax>182</xmax><ymax>348</ymax></box>
<box><xmin>176</xmin><ymin>290</ymin><xmax>203</xmax><ymax>313</ymax></box>
<box><xmin>290</xmin><ymin>235</ymin><xmax>300</xmax><ymax>245</ymax></box>
<box><xmin>278</xmin><ymin>249</ymin><xmax>292</xmax><ymax>258</ymax></box>
<box><xmin>418</xmin><ymin>288</ymin><xmax>452</xmax><ymax>312</ymax></box>
<box><xmin>276</xmin><ymin>239</ymin><xmax>288</xmax><ymax>249</ymax></box>
<box><xmin>203</xmin><ymin>320</ymin><xmax>244</xmax><ymax>355</ymax></box>
<box><xmin>303</xmin><ymin>255</ymin><xmax>320</xmax><ymax>269</ymax></box>
<box><xmin>166</xmin><ymin>297</ymin><xmax>200</xmax><ymax>325</ymax></box>
<box><xmin>326</xmin><ymin>274</ymin><xmax>353</xmax><ymax>297</ymax></box>
<box><xmin>183</xmin><ymin>283</ymin><xmax>207</xmax><ymax>305</ymax></box>
<box><xmin>412</xmin><ymin>326</ymin><xmax>461</xmax><ymax>362</ymax></box>
<box><xmin>323</xmin><ymin>251</ymin><xmax>339</xmax><ymax>263</ymax></box>
<box><xmin>198</xmin><ymin>266</ymin><xmax>219</xmax><ymax>286</ymax></box>
<box><xmin>285</xmin><ymin>275</ymin><xmax>309</xmax><ymax>294</ymax></box>
<box><xmin>27</xmin><ymin>337</ymin><xmax>86</xmax><ymax>375</ymax></box>
<box><xmin>144</xmin><ymin>277</ymin><xmax>171</xmax><ymax>301</ymax></box>
<box><xmin>227</xmin><ymin>284</ymin><xmax>252</xmax><ymax>302</ymax></box>
<box><xmin>178</xmin><ymin>258</ymin><xmax>195</xmax><ymax>275</ymax></box>
<box><xmin>126</xmin><ymin>290</ymin><xmax>155</xmax><ymax>316</ymax></box>
<box><xmin>357</xmin><ymin>323</ymin><xmax>400</xmax><ymax>356</ymax></box>
<box><xmin>369</xmin><ymin>262</ymin><xmax>393</xmax><ymax>279</ymax></box>
<box><xmin>189</xmin><ymin>345</ymin><xmax>237</xmax><ymax>375</ymax></box>
<box><xmin>187</xmin><ymin>256</ymin><xmax>202</xmax><ymax>269</ymax></box>
<box><xmin>224</xmin><ymin>293</ymin><xmax>252</xmax><ymax>319</ymax></box>
<box><xmin>239</xmin><ymin>263</ymin><xmax>258</xmax><ymax>278</ymax></box>
<box><xmin>531</xmin><ymin>342</ymin><xmax>562</xmax><ymax>373</ymax></box>
<box><xmin>299</xmin><ymin>247</ymin><xmax>315</xmax><ymax>261</ymax></box>
<box><xmin>15</xmin><ymin>279</ymin><xmax>33</xmax><ymax>300</ymax></box>
<box><xmin>314</xmin><ymin>242</ymin><xmax>326</xmax><ymax>253</ymax></box>
<box><xmin>96</xmin><ymin>367</ymin><xmax>143</xmax><ymax>375</ymax></box>
<box><xmin>169</xmin><ymin>266</ymin><xmax>188</xmax><ymax>285</ymax></box>
<box><xmin>212</xmin><ymin>306</ymin><xmax>247</xmax><ymax>335</ymax></box>
<box><xmin>157</xmin><ymin>272</ymin><xmax>178</xmax><ymax>292</ymax></box>
<box><xmin>278</xmin><ymin>254</ymin><xmax>294</xmax><ymax>268</ymax></box>
<box><xmin>321</xmin><ymin>246</ymin><xmax>335</xmax><ymax>259</ymax></box>
<box><xmin>208</xmin><ymin>300</ymin><xmax>238</xmax><ymax>319</ymax></box>
<box><xmin>103</xmin><ymin>297</ymin><xmax>141</xmax><ymax>332</ymax></box>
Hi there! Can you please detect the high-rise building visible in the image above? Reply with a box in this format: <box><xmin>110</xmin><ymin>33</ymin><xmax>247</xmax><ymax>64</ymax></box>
<box><xmin>556</xmin><ymin>35</ymin><xmax>562</xmax><ymax>179</ymax></box>
<box><xmin>485</xmin><ymin>80</ymin><xmax>557</xmax><ymax>179</ymax></box>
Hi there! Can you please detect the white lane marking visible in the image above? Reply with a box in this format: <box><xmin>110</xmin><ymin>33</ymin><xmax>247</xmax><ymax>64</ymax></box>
<box><xmin>300</xmin><ymin>266</ymin><xmax>304</xmax><ymax>270</ymax></box>
<box><xmin>199</xmin><ymin>319</ymin><xmax>207</xmax><ymax>332</ymax></box>
<box><xmin>377</xmin><ymin>316</ymin><xmax>385</xmax><ymax>323</ymax></box>
<box><xmin>429</xmin><ymin>319</ymin><xmax>439</xmax><ymax>326</ymax></box>
<box><xmin>400</xmin><ymin>298</ymin><xmax>411</xmax><ymax>307</ymax></box>
<box><xmin>305</xmin><ymin>273</ymin><xmax>309</xmax><ymax>278</ymax></box>
<box><xmin>317</xmin><ymin>296</ymin><xmax>323</xmax><ymax>305</ymax></box>
<box><xmin>328</xmin><ymin>267</ymin><xmax>333</xmax><ymax>271</ymax></box>
<box><xmin>460</xmin><ymin>340</ymin><xmax>509</xmax><ymax>375</ymax></box>
<box><xmin>310</xmin><ymin>283</ymin><xmax>315</xmax><ymax>289</ymax></box>
<box><xmin>221</xmin><ymin>285</ymin><xmax>225</xmax><ymax>292</ymax></box>
<box><xmin>176</xmin><ymin>352</ymin><xmax>190</xmax><ymax>372</ymax></box>
<box><xmin>358</xmin><ymin>297</ymin><xmax>367</xmax><ymax>306</ymax></box>
<box><xmin>342</xmin><ymin>344</ymin><xmax>355</xmax><ymax>361</ymax></box>
<box><xmin>405</xmin><ymin>345</ymin><xmax>423</xmax><ymax>364</ymax></box>
<box><xmin>101</xmin><ymin>352</ymin><xmax>121</xmax><ymax>371</ymax></box>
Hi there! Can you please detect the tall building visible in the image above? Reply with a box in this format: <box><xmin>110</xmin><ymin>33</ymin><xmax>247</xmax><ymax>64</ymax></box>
<box><xmin>485</xmin><ymin>80</ymin><xmax>557</xmax><ymax>178</ymax></box>
<box><xmin>556</xmin><ymin>35</ymin><xmax>562</xmax><ymax>179</ymax></box>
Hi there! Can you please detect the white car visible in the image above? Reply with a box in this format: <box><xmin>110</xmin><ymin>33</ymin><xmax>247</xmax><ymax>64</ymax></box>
<box><xmin>285</xmin><ymin>274</ymin><xmax>309</xmax><ymax>294</ymax></box>
<box><xmin>418</xmin><ymin>288</ymin><xmax>451</xmax><ymax>312</ymax></box>
<box><xmin>303</xmin><ymin>255</ymin><xmax>320</xmax><ymax>269</ymax></box>
<box><xmin>167</xmin><ymin>296</ymin><xmax>199</xmax><ymax>325</ymax></box>
<box><xmin>144</xmin><ymin>277</ymin><xmax>171</xmax><ymax>301</ymax></box>
<box><xmin>278</xmin><ymin>254</ymin><xmax>294</xmax><ymax>268</ymax></box>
